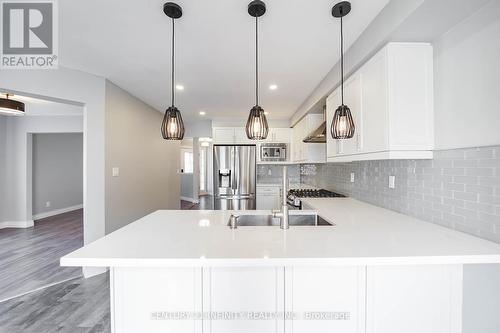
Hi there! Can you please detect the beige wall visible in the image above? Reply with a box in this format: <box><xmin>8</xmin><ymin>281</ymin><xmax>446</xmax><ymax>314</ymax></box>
<box><xmin>105</xmin><ymin>81</ymin><xmax>180</xmax><ymax>233</ymax></box>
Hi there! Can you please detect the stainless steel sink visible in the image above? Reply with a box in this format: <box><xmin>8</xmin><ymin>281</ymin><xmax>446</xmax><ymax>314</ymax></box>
<box><xmin>227</xmin><ymin>214</ymin><xmax>333</xmax><ymax>227</ymax></box>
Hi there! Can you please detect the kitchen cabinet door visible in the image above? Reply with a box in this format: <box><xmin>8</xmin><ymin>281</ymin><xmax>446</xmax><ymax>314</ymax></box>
<box><xmin>340</xmin><ymin>73</ymin><xmax>363</xmax><ymax>156</ymax></box>
<box><xmin>326</xmin><ymin>88</ymin><xmax>344</xmax><ymax>158</ymax></box>
<box><xmin>203</xmin><ymin>267</ymin><xmax>284</xmax><ymax>333</ymax></box>
<box><xmin>285</xmin><ymin>266</ymin><xmax>366</xmax><ymax>333</ymax></box>
<box><xmin>271</xmin><ymin>128</ymin><xmax>292</xmax><ymax>143</ymax></box>
<box><xmin>234</xmin><ymin>128</ymin><xmax>252</xmax><ymax>143</ymax></box>
<box><xmin>113</xmin><ymin>267</ymin><xmax>202</xmax><ymax>333</ymax></box>
<box><xmin>257</xmin><ymin>186</ymin><xmax>281</xmax><ymax>210</ymax></box>
<box><xmin>360</xmin><ymin>48</ymin><xmax>388</xmax><ymax>154</ymax></box>
<box><xmin>213</xmin><ymin>128</ymin><xmax>235</xmax><ymax>143</ymax></box>
<box><xmin>366</xmin><ymin>265</ymin><xmax>462</xmax><ymax>333</ymax></box>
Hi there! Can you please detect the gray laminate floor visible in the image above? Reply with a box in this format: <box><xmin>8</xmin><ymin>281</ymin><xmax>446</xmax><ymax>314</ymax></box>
<box><xmin>0</xmin><ymin>273</ymin><xmax>110</xmax><ymax>333</ymax></box>
<box><xmin>0</xmin><ymin>209</ymin><xmax>83</xmax><ymax>301</ymax></box>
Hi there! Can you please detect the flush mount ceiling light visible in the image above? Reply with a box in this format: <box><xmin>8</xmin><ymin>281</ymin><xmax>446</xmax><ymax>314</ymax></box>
<box><xmin>269</xmin><ymin>84</ymin><xmax>278</xmax><ymax>90</ymax></box>
<box><xmin>161</xmin><ymin>2</ymin><xmax>185</xmax><ymax>140</ymax></box>
<box><xmin>0</xmin><ymin>94</ymin><xmax>25</xmax><ymax>116</ymax></box>
<box><xmin>199</xmin><ymin>111</ymin><xmax>206</xmax><ymax>116</ymax></box>
<box><xmin>245</xmin><ymin>0</ymin><xmax>269</xmax><ymax>140</ymax></box>
<box><xmin>330</xmin><ymin>1</ymin><xmax>355</xmax><ymax>140</ymax></box>
<box><xmin>175</xmin><ymin>84</ymin><xmax>184</xmax><ymax>91</ymax></box>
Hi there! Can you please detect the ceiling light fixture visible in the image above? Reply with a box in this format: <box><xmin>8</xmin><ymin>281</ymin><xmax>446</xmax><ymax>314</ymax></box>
<box><xmin>199</xmin><ymin>111</ymin><xmax>206</xmax><ymax>116</ymax></box>
<box><xmin>330</xmin><ymin>1</ymin><xmax>355</xmax><ymax>140</ymax></box>
<box><xmin>0</xmin><ymin>94</ymin><xmax>25</xmax><ymax>116</ymax></box>
<box><xmin>175</xmin><ymin>84</ymin><xmax>184</xmax><ymax>91</ymax></box>
<box><xmin>161</xmin><ymin>2</ymin><xmax>185</xmax><ymax>140</ymax></box>
<box><xmin>245</xmin><ymin>0</ymin><xmax>269</xmax><ymax>140</ymax></box>
<box><xmin>269</xmin><ymin>84</ymin><xmax>278</xmax><ymax>90</ymax></box>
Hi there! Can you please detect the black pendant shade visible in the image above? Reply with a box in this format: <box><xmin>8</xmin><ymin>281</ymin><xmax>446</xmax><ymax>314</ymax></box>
<box><xmin>0</xmin><ymin>94</ymin><xmax>25</xmax><ymax>115</ymax></box>
<box><xmin>161</xmin><ymin>2</ymin><xmax>185</xmax><ymax>140</ymax></box>
<box><xmin>161</xmin><ymin>106</ymin><xmax>185</xmax><ymax>140</ymax></box>
<box><xmin>330</xmin><ymin>1</ymin><xmax>355</xmax><ymax>140</ymax></box>
<box><xmin>245</xmin><ymin>105</ymin><xmax>269</xmax><ymax>140</ymax></box>
<box><xmin>331</xmin><ymin>104</ymin><xmax>355</xmax><ymax>139</ymax></box>
<box><xmin>245</xmin><ymin>0</ymin><xmax>269</xmax><ymax>140</ymax></box>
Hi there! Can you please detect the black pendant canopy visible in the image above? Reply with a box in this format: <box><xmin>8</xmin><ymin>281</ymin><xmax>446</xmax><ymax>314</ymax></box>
<box><xmin>0</xmin><ymin>94</ymin><xmax>25</xmax><ymax>115</ymax></box>
<box><xmin>245</xmin><ymin>0</ymin><xmax>269</xmax><ymax>140</ymax></box>
<box><xmin>161</xmin><ymin>2</ymin><xmax>185</xmax><ymax>140</ymax></box>
<box><xmin>330</xmin><ymin>1</ymin><xmax>355</xmax><ymax>140</ymax></box>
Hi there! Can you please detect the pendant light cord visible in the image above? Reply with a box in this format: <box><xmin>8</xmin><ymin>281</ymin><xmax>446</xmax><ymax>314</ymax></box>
<box><xmin>171</xmin><ymin>18</ymin><xmax>175</xmax><ymax>107</ymax></box>
<box><xmin>255</xmin><ymin>16</ymin><xmax>259</xmax><ymax>106</ymax></box>
<box><xmin>340</xmin><ymin>15</ymin><xmax>344</xmax><ymax>105</ymax></box>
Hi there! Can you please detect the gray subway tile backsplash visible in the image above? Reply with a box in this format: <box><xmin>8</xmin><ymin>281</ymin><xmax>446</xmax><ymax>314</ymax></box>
<box><xmin>300</xmin><ymin>145</ymin><xmax>500</xmax><ymax>244</ymax></box>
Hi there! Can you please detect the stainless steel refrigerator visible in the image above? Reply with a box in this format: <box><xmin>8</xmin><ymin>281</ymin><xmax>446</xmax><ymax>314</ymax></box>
<box><xmin>213</xmin><ymin>145</ymin><xmax>256</xmax><ymax>210</ymax></box>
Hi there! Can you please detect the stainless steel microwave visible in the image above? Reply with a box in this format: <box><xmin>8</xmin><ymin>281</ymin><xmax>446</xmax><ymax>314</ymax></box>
<box><xmin>260</xmin><ymin>143</ymin><xmax>287</xmax><ymax>162</ymax></box>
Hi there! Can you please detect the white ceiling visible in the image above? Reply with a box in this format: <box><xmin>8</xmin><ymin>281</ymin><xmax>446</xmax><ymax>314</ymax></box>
<box><xmin>59</xmin><ymin>0</ymin><xmax>389</xmax><ymax>121</ymax></box>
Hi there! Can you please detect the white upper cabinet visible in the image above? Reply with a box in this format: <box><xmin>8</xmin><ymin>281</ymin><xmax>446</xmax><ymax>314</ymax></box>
<box><xmin>292</xmin><ymin>114</ymin><xmax>326</xmax><ymax>163</ymax></box>
<box><xmin>213</xmin><ymin>127</ymin><xmax>291</xmax><ymax>144</ymax></box>
<box><xmin>213</xmin><ymin>127</ymin><xmax>238</xmax><ymax>144</ymax></box>
<box><xmin>266</xmin><ymin>128</ymin><xmax>292</xmax><ymax>143</ymax></box>
<box><xmin>326</xmin><ymin>43</ymin><xmax>434</xmax><ymax>162</ymax></box>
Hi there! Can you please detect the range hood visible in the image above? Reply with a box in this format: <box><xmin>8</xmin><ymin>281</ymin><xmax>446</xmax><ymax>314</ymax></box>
<box><xmin>303</xmin><ymin>106</ymin><xmax>327</xmax><ymax>143</ymax></box>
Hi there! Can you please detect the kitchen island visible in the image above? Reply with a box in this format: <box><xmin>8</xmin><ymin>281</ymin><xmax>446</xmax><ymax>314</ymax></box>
<box><xmin>61</xmin><ymin>198</ymin><xmax>500</xmax><ymax>333</ymax></box>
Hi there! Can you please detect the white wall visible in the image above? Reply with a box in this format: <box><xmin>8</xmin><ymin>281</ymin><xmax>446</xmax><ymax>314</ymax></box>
<box><xmin>2</xmin><ymin>115</ymin><xmax>83</xmax><ymax>224</ymax></box>
<box><xmin>434</xmin><ymin>0</ymin><xmax>500</xmax><ymax>149</ymax></box>
<box><xmin>0</xmin><ymin>67</ymin><xmax>106</xmax><ymax>277</ymax></box>
<box><xmin>105</xmin><ymin>81</ymin><xmax>180</xmax><ymax>233</ymax></box>
<box><xmin>32</xmin><ymin>133</ymin><xmax>83</xmax><ymax>217</ymax></box>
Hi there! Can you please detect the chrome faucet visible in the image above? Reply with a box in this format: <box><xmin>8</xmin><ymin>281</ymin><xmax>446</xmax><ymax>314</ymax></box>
<box><xmin>273</xmin><ymin>166</ymin><xmax>289</xmax><ymax>229</ymax></box>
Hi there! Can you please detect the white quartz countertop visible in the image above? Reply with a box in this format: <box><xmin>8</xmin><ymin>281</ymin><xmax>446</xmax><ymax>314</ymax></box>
<box><xmin>61</xmin><ymin>198</ymin><xmax>500</xmax><ymax>268</ymax></box>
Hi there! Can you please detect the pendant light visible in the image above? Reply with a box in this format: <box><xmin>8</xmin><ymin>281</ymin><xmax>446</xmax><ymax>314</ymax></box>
<box><xmin>161</xmin><ymin>2</ymin><xmax>185</xmax><ymax>140</ymax></box>
<box><xmin>330</xmin><ymin>1</ymin><xmax>355</xmax><ymax>140</ymax></box>
<box><xmin>245</xmin><ymin>0</ymin><xmax>269</xmax><ymax>140</ymax></box>
<box><xmin>0</xmin><ymin>94</ymin><xmax>25</xmax><ymax>115</ymax></box>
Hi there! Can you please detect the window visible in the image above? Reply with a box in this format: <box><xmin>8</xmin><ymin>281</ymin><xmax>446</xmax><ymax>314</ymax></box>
<box><xmin>183</xmin><ymin>151</ymin><xmax>193</xmax><ymax>173</ymax></box>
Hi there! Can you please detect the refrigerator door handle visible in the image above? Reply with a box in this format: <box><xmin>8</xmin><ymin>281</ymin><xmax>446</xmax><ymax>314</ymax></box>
<box><xmin>231</xmin><ymin>147</ymin><xmax>238</xmax><ymax>191</ymax></box>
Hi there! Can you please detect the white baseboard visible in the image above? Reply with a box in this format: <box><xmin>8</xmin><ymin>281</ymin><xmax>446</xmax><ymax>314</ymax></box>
<box><xmin>180</xmin><ymin>196</ymin><xmax>199</xmax><ymax>204</ymax></box>
<box><xmin>0</xmin><ymin>220</ymin><xmax>34</xmax><ymax>229</ymax></box>
<box><xmin>33</xmin><ymin>204</ymin><xmax>83</xmax><ymax>221</ymax></box>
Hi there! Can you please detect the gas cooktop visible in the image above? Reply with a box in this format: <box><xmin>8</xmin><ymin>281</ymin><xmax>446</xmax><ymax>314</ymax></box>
<box><xmin>288</xmin><ymin>189</ymin><xmax>346</xmax><ymax>198</ymax></box>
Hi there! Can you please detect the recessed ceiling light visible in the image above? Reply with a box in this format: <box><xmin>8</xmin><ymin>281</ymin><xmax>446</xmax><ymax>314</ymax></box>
<box><xmin>175</xmin><ymin>84</ymin><xmax>184</xmax><ymax>91</ymax></box>
<box><xmin>269</xmin><ymin>84</ymin><xmax>278</xmax><ymax>90</ymax></box>
<box><xmin>199</xmin><ymin>111</ymin><xmax>206</xmax><ymax>116</ymax></box>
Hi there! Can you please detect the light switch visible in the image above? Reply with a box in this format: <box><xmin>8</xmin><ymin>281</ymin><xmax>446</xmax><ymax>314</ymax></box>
<box><xmin>45</xmin><ymin>201</ymin><xmax>51</xmax><ymax>208</ymax></box>
<box><xmin>389</xmin><ymin>175</ymin><xmax>396</xmax><ymax>189</ymax></box>
<box><xmin>350</xmin><ymin>172</ymin><xmax>355</xmax><ymax>183</ymax></box>
<box><xmin>112</xmin><ymin>167</ymin><xmax>120</xmax><ymax>177</ymax></box>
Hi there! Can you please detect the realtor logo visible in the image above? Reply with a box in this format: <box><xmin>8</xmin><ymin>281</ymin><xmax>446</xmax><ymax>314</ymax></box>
<box><xmin>1</xmin><ymin>0</ymin><xmax>58</xmax><ymax>69</ymax></box>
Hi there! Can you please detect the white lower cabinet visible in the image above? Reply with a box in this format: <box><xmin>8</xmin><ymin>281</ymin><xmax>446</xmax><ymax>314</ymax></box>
<box><xmin>202</xmin><ymin>267</ymin><xmax>285</xmax><ymax>333</ymax></box>
<box><xmin>285</xmin><ymin>266</ymin><xmax>366</xmax><ymax>333</ymax></box>
<box><xmin>366</xmin><ymin>265</ymin><xmax>463</xmax><ymax>333</ymax></box>
<box><xmin>112</xmin><ymin>267</ymin><xmax>202</xmax><ymax>333</ymax></box>
<box><xmin>111</xmin><ymin>265</ymin><xmax>463</xmax><ymax>333</ymax></box>
<box><xmin>257</xmin><ymin>186</ymin><xmax>281</xmax><ymax>210</ymax></box>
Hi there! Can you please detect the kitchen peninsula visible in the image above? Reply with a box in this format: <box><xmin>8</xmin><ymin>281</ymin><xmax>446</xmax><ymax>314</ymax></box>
<box><xmin>61</xmin><ymin>198</ymin><xmax>500</xmax><ymax>333</ymax></box>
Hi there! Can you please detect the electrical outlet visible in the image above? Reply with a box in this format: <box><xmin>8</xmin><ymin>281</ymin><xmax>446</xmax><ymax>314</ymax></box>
<box><xmin>389</xmin><ymin>175</ymin><xmax>396</xmax><ymax>189</ymax></box>
<box><xmin>45</xmin><ymin>201</ymin><xmax>51</xmax><ymax>208</ymax></box>
<box><xmin>350</xmin><ymin>172</ymin><xmax>355</xmax><ymax>183</ymax></box>
<box><xmin>112</xmin><ymin>167</ymin><xmax>120</xmax><ymax>177</ymax></box>
<box><xmin>268</xmin><ymin>168</ymin><xmax>272</xmax><ymax>176</ymax></box>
